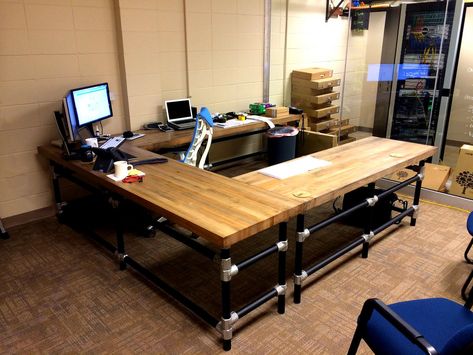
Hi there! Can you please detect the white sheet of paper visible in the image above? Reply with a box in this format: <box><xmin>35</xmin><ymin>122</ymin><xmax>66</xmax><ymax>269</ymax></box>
<box><xmin>214</xmin><ymin>118</ymin><xmax>255</xmax><ymax>129</ymax></box>
<box><xmin>246</xmin><ymin>115</ymin><xmax>275</xmax><ymax>128</ymax></box>
<box><xmin>259</xmin><ymin>156</ymin><xmax>332</xmax><ymax>179</ymax></box>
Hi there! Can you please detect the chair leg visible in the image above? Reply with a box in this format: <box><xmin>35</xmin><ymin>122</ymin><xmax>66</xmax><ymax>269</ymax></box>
<box><xmin>465</xmin><ymin>239</ymin><xmax>473</xmax><ymax>264</ymax></box>
<box><xmin>462</xmin><ymin>269</ymin><xmax>473</xmax><ymax>302</ymax></box>
<box><xmin>347</xmin><ymin>325</ymin><xmax>363</xmax><ymax>355</ymax></box>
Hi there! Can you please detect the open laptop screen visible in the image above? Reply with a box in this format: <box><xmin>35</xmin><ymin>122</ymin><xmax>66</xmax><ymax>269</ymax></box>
<box><xmin>165</xmin><ymin>99</ymin><xmax>193</xmax><ymax>123</ymax></box>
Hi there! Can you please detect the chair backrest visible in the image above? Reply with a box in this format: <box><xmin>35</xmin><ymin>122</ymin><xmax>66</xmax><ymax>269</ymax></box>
<box><xmin>467</xmin><ymin>212</ymin><xmax>473</xmax><ymax>236</ymax></box>
<box><xmin>181</xmin><ymin>107</ymin><xmax>213</xmax><ymax>169</ymax></box>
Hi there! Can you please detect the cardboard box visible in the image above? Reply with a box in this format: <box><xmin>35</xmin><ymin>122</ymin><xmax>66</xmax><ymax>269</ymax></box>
<box><xmin>297</xmin><ymin>130</ymin><xmax>337</xmax><ymax>156</ymax></box>
<box><xmin>292</xmin><ymin>77</ymin><xmax>341</xmax><ymax>90</ymax></box>
<box><xmin>291</xmin><ymin>91</ymin><xmax>340</xmax><ymax>106</ymax></box>
<box><xmin>450</xmin><ymin>145</ymin><xmax>473</xmax><ymax>197</ymax></box>
<box><xmin>425</xmin><ymin>164</ymin><xmax>451</xmax><ymax>192</ymax></box>
<box><xmin>291</xmin><ymin>86</ymin><xmax>333</xmax><ymax>97</ymax></box>
<box><xmin>292</xmin><ymin>68</ymin><xmax>333</xmax><ymax>80</ymax></box>
<box><xmin>264</xmin><ymin>106</ymin><xmax>289</xmax><ymax>118</ymax></box>
<box><xmin>305</xmin><ymin>105</ymin><xmax>340</xmax><ymax>119</ymax></box>
<box><xmin>387</xmin><ymin>163</ymin><xmax>451</xmax><ymax>192</ymax></box>
<box><xmin>307</xmin><ymin>118</ymin><xmax>339</xmax><ymax>132</ymax></box>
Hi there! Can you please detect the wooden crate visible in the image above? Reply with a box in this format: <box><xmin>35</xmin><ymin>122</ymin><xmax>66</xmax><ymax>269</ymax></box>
<box><xmin>328</xmin><ymin>124</ymin><xmax>357</xmax><ymax>136</ymax></box>
<box><xmin>292</xmin><ymin>68</ymin><xmax>333</xmax><ymax>80</ymax></box>
<box><xmin>304</xmin><ymin>105</ymin><xmax>340</xmax><ymax>119</ymax></box>
<box><xmin>292</xmin><ymin>77</ymin><xmax>341</xmax><ymax>90</ymax></box>
<box><xmin>291</xmin><ymin>86</ymin><xmax>333</xmax><ymax>97</ymax></box>
<box><xmin>291</xmin><ymin>91</ymin><xmax>340</xmax><ymax>106</ymax></box>
<box><xmin>306</xmin><ymin>118</ymin><xmax>350</xmax><ymax>132</ymax></box>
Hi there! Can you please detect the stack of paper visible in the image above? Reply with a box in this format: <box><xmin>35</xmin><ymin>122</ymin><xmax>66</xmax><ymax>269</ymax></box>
<box><xmin>215</xmin><ymin>119</ymin><xmax>255</xmax><ymax>129</ymax></box>
<box><xmin>259</xmin><ymin>156</ymin><xmax>331</xmax><ymax>179</ymax></box>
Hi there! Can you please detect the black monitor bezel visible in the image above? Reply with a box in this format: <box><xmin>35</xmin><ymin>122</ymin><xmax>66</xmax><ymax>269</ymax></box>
<box><xmin>71</xmin><ymin>82</ymin><xmax>113</xmax><ymax>128</ymax></box>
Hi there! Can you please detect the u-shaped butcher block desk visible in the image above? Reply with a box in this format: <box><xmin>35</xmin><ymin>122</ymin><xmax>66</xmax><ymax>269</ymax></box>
<box><xmin>38</xmin><ymin>135</ymin><xmax>435</xmax><ymax>351</ymax></box>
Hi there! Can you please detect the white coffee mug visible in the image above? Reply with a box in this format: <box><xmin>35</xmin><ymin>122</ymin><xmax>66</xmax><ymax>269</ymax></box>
<box><xmin>114</xmin><ymin>161</ymin><xmax>133</xmax><ymax>180</ymax></box>
<box><xmin>85</xmin><ymin>137</ymin><xmax>98</xmax><ymax>148</ymax></box>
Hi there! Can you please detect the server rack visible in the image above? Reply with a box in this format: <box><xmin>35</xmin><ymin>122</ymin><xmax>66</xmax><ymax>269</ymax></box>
<box><xmin>389</xmin><ymin>2</ymin><xmax>456</xmax><ymax>146</ymax></box>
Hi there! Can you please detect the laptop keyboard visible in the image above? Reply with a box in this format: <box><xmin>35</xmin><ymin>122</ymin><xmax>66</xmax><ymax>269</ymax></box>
<box><xmin>169</xmin><ymin>120</ymin><xmax>195</xmax><ymax>130</ymax></box>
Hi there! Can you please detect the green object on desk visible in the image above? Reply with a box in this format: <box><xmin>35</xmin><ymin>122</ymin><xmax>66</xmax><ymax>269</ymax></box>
<box><xmin>249</xmin><ymin>103</ymin><xmax>266</xmax><ymax>115</ymax></box>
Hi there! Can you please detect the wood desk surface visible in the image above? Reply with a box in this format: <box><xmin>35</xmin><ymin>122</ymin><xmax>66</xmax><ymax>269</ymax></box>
<box><xmin>133</xmin><ymin>114</ymin><xmax>301</xmax><ymax>151</ymax></box>
<box><xmin>38</xmin><ymin>144</ymin><xmax>301</xmax><ymax>249</ymax></box>
<box><xmin>235</xmin><ymin>137</ymin><xmax>437</xmax><ymax>211</ymax></box>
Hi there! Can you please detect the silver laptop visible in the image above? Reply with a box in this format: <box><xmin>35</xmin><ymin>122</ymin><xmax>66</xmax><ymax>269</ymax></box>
<box><xmin>165</xmin><ymin>98</ymin><xmax>196</xmax><ymax>130</ymax></box>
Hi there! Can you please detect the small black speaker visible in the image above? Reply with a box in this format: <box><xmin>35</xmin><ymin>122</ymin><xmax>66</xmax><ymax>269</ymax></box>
<box><xmin>192</xmin><ymin>106</ymin><xmax>197</xmax><ymax>118</ymax></box>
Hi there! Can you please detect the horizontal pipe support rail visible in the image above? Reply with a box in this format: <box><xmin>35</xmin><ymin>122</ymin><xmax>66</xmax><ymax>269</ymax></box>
<box><xmin>59</xmin><ymin>220</ymin><xmax>221</xmax><ymax>328</ymax></box>
<box><xmin>373</xmin><ymin>207</ymin><xmax>414</xmax><ymax>235</ymax></box>
<box><xmin>307</xmin><ymin>173</ymin><xmax>421</xmax><ymax>236</ymax></box>
<box><xmin>85</xmin><ymin>229</ymin><xmax>117</xmax><ymax>254</ymax></box>
<box><xmin>303</xmin><ymin>206</ymin><xmax>415</xmax><ymax>279</ymax></box>
<box><xmin>308</xmin><ymin>200</ymin><xmax>370</xmax><ymax>234</ymax></box>
<box><xmin>235</xmin><ymin>244</ymin><xmax>279</xmax><ymax>272</ymax></box>
<box><xmin>153</xmin><ymin>221</ymin><xmax>216</xmax><ymax>260</ymax></box>
<box><xmin>377</xmin><ymin>174</ymin><xmax>421</xmax><ymax>200</ymax></box>
<box><xmin>236</xmin><ymin>288</ymin><xmax>279</xmax><ymax>319</ymax></box>
<box><xmin>306</xmin><ymin>237</ymin><xmax>366</xmax><ymax>276</ymax></box>
<box><xmin>125</xmin><ymin>255</ymin><xmax>219</xmax><ymax>327</ymax></box>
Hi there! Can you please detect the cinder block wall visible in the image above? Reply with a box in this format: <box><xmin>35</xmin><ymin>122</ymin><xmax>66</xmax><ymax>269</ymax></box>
<box><xmin>0</xmin><ymin>0</ymin><xmax>124</xmax><ymax>218</ymax></box>
<box><xmin>0</xmin><ymin>0</ymin><xmax>380</xmax><ymax>219</ymax></box>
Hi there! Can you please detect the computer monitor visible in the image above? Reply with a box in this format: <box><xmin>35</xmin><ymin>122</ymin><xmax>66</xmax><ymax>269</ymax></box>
<box><xmin>63</xmin><ymin>92</ymin><xmax>80</xmax><ymax>141</ymax></box>
<box><xmin>165</xmin><ymin>99</ymin><xmax>193</xmax><ymax>123</ymax></box>
<box><xmin>70</xmin><ymin>83</ymin><xmax>113</xmax><ymax>135</ymax></box>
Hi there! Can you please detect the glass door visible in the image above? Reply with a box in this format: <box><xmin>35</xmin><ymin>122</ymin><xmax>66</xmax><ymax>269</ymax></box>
<box><xmin>387</xmin><ymin>1</ymin><xmax>455</xmax><ymax>145</ymax></box>
<box><xmin>339</xmin><ymin>0</ymin><xmax>454</xmax><ymax>149</ymax></box>
<box><xmin>443</xmin><ymin>4</ymin><xmax>473</xmax><ymax>167</ymax></box>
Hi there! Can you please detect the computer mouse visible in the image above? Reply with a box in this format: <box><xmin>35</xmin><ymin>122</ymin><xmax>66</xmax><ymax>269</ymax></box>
<box><xmin>123</xmin><ymin>130</ymin><xmax>134</xmax><ymax>138</ymax></box>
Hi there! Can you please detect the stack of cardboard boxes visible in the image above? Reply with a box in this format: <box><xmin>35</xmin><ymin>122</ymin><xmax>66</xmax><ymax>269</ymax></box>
<box><xmin>291</xmin><ymin>67</ymin><xmax>356</xmax><ymax>145</ymax></box>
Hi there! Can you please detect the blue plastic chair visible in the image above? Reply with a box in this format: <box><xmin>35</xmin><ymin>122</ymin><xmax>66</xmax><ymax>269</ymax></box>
<box><xmin>180</xmin><ymin>107</ymin><xmax>213</xmax><ymax>169</ymax></box>
<box><xmin>461</xmin><ymin>212</ymin><xmax>473</xmax><ymax>301</ymax></box>
<box><xmin>347</xmin><ymin>295</ymin><xmax>473</xmax><ymax>355</ymax></box>
<box><xmin>464</xmin><ymin>212</ymin><xmax>473</xmax><ymax>264</ymax></box>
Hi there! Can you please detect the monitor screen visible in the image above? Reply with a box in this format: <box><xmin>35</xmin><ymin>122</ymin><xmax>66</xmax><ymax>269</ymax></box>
<box><xmin>64</xmin><ymin>92</ymin><xmax>79</xmax><ymax>140</ymax></box>
<box><xmin>71</xmin><ymin>83</ymin><xmax>113</xmax><ymax>127</ymax></box>
<box><xmin>165</xmin><ymin>99</ymin><xmax>193</xmax><ymax>122</ymax></box>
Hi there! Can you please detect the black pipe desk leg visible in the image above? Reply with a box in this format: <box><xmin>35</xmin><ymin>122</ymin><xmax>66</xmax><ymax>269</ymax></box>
<box><xmin>278</xmin><ymin>222</ymin><xmax>288</xmax><ymax>314</ymax></box>
<box><xmin>294</xmin><ymin>214</ymin><xmax>305</xmax><ymax>304</ymax></box>
<box><xmin>0</xmin><ymin>219</ymin><xmax>9</xmax><ymax>240</ymax></box>
<box><xmin>362</xmin><ymin>183</ymin><xmax>375</xmax><ymax>259</ymax></box>
<box><xmin>112</xmin><ymin>199</ymin><xmax>126</xmax><ymax>271</ymax></box>
<box><xmin>51</xmin><ymin>164</ymin><xmax>65</xmax><ymax>221</ymax></box>
<box><xmin>411</xmin><ymin>160</ymin><xmax>425</xmax><ymax>227</ymax></box>
<box><xmin>220</xmin><ymin>248</ymin><xmax>232</xmax><ymax>351</ymax></box>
